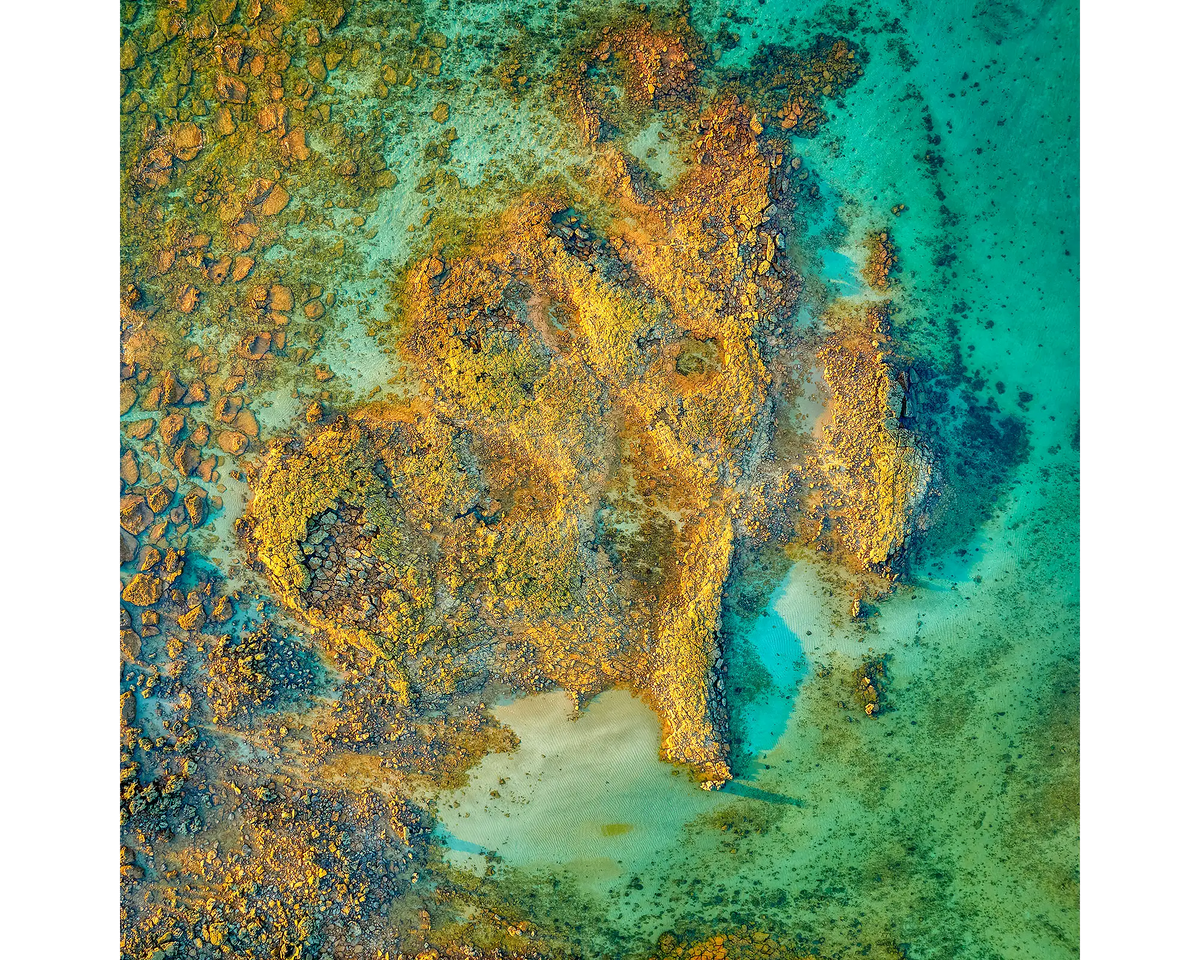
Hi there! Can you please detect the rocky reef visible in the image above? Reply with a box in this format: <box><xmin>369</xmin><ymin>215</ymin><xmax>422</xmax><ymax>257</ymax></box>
<box><xmin>242</xmin><ymin>80</ymin><xmax>935</xmax><ymax>790</ymax></box>
<box><xmin>119</xmin><ymin>2</ymin><xmax>938</xmax><ymax>957</ymax></box>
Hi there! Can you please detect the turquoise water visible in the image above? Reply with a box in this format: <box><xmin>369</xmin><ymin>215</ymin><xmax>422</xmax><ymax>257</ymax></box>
<box><xmin>418</xmin><ymin>1</ymin><xmax>1079</xmax><ymax>956</ymax></box>
<box><xmin>117</xmin><ymin>0</ymin><xmax>1077</xmax><ymax>956</ymax></box>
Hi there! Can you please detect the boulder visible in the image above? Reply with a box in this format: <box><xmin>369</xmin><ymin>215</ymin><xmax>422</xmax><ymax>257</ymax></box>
<box><xmin>217</xmin><ymin>431</ymin><xmax>248</xmax><ymax>455</ymax></box>
<box><xmin>121</xmin><ymin>573</ymin><xmax>163</xmax><ymax>606</ymax></box>
<box><xmin>232</xmin><ymin>408</ymin><xmax>259</xmax><ymax>437</ymax></box>
<box><xmin>216</xmin><ymin>74</ymin><xmax>249</xmax><ymax>103</ymax></box>
<box><xmin>120</xmin><ymin>449</ymin><xmax>140</xmax><ymax>485</ymax></box>
<box><xmin>178</xmin><ymin>605</ymin><xmax>206</xmax><ymax>631</ymax></box>
<box><xmin>269</xmin><ymin>284</ymin><xmax>293</xmax><ymax>311</ymax></box>
<box><xmin>120</xmin><ymin>496</ymin><xmax>153</xmax><ymax>535</ymax></box>
<box><xmin>170</xmin><ymin>123</ymin><xmax>203</xmax><ymax>161</ymax></box>
<box><xmin>231</xmin><ymin>256</ymin><xmax>255</xmax><ymax>281</ymax></box>
<box><xmin>159</xmin><ymin>412</ymin><xmax>186</xmax><ymax>447</ymax></box>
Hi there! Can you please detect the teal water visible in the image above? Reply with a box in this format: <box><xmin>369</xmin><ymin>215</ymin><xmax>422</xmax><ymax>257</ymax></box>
<box><xmin>410</xmin><ymin>1</ymin><xmax>1079</xmax><ymax>956</ymax></box>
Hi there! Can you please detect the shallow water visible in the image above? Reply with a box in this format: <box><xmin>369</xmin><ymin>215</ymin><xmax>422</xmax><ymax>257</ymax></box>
<box><xmin>119</xmin><ymin>0</ymin><xmax>1078</xmax><ymax>954</ymax></box>
<box><xmin>423</xmin><ymin>0</ymin><xmax>1079</xmax><ymax>956</ymax></box>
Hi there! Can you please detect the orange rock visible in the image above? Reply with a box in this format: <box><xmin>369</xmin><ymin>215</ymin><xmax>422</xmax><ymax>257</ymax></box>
<box><xmin>256</xmin><ymin>103</ymin><xmax>287</xmax><ymax>133</ymax></box>
<box><xmin>122</xmin><ymin>573</ymin><xmax>162</xmax><ymax>607</ymax></box>
<box><xmin>184</xmin><ymin>491</ymin><xmax>207</xmax><ymax>526</ymax></box>
<box><xmin>207</xmin><ymin>256</ymin><xmax>232</xmax><ymax>284</ymax></box>
<box><xmin>232</xmin><ymin>408</ymin><xmax>259</xmax><ymax>438</ymax></box>
<box><xmin>230</xmin><ymin>219</ymin><xmax>260</xmax><ymax>251</ymax></box>
<box><xmin>120</xmin><ymin>495</ymin><xmax>152</xmax><ymax>535</ymax></box>
<box><xmin>216</xmin><ymin>74</ymin><xmax>248</xmax><ymax>103</ymax></box>
<box><xmin>215</xmin><ymin>107</ymin><xmax>235</xmax><ymax>137</ymax></box>
<box><xmin>283</xmin><ymin>128</ymin><xmax>311</xmax><ymax>161</ymax></box>
<box><xmin>259</xmin><ymin>183</ymin><xmax>290</xmax><ymax>216</ymax></box>
<box><xmin>236</xmin><ymin>332</ymin><xmax>272</xmax><ymax>360</ymax></box>
<box><xmin>210</xmin><ymin>595</ymin><xmax>234</xmax><ymax>623</ymax></box>
<box><xmin>177</xmin><ymin>284</ymin><xmax>199</xmax><ymax>313</ymax></box>
<box><xmin>120</xmin><ymin>450</ymin><xmax>140</xmax><ymax>486</ymax></box>
<box><xmin>178</xmin><ymin>605</ymin><xmax>206</xmax><ymax>631</ymax></box>
<box><xmin>214</xmin><ymin>395</ymin><xmax>242</xmax><ymax>422</ymax></box>
<box><xmin>120</xmin><ymin>382</ymin><xmax>137</xmax><ymax>414</ymax></box>
<box><xmin>159</xmin><ymin>412</ymin><xmax>186</xmax><ymax>447</ymax></box>
<box><xmin>128</xmin><ymin>418</ymin><xmax>155</xmax><ymax>440</ymax></box>
<box><xmin>232</xmin><ymin>256</ymin><xmax>255</xmax><ymax>281</ymax></box>
<box><xmin>218</xmin><ymin>431</ymin><xmax>248</xmax><ymax>455</ymax></box>
<box><xmin>170</xmin><ymin>122</ymin><xmax>203</xmax><ymax>161</ymax></box>
<box><xmin>269</xmin><ymin>284</ymin><xmax>293</xmax><ymax>311</ymax></box>
<box><xmin>174</xmin><ymin>444</ymin><xmax>200</xmax><ymax>476</ymax></box>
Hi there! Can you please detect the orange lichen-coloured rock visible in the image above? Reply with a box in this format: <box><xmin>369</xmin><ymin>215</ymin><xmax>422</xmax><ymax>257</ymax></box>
<box><xmin>121</xmin><ymin>573</ymin><xmax>163</xmax><ymax>607</ymax></box>
<box><xmin>218</xmin><ymin>430</ymin><xmax>248</xmax><ymax>455</ymax></box>
<box><xmin>177</xmin><ymin>604</ymin><xmax>206</xmax><ymax>631</ymax></box>
<box><xmin>862</xmin><ymin>229</ymin><xmax>898</xmax><ymax>290</ymax></box>
<box><xmin>247</xmin><ymin>95</ymin><xmax>814</xmax><ymax>787</ymax></box>
<box><xmin>236</xmin><ymin>332</ymin><xmax>272</xmax><ymax>360</ymax></box>
<box><xmin>169</xmin><ymin>122</ymin><xmax>203</xmax><ymax>161</ymax></box>
<box><xmin>159</xmin><ymin>412</ymin><xmax>186</xmax><ymax>447</ymax></box>
<box><xmin>216</xmin><ymin>73</ymin><xmax>248</xmax><ymax>103</ymax></box>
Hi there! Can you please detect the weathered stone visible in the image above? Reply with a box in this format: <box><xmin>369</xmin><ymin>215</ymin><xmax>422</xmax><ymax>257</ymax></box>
<box><xmin>120</xmin><ymin>495</ymin><xmax>153</xmax><ymax>535</ymax></box>
<box><xmin>120</xmin><ymin>449</ymin><xmax>140</xmax><ymax>486</ymax></box>
<box><xmin>146</xmin><ymin>484</ymin><xmax>173</xmax><ymax>514</ymax></box>
<box><xmin>214</xmin><ymin>395</ymin><xmax>241</xmax><ymax>422</ymax></box>
<box><xmin>184</xmin><ymin>491</ymin><xmax>206</xmax><ymax>526</ymax></box>
<box><xmin>122</xmin><ymin>573</ymin><xmax>163</xmax><ymax>606</ymax></box>
<box><xmin>159</xmin><ymin>412</ymin><xmax>186</xmax><ymax>447</ymax></box>
<box><xmin>178</xmin><ymin>604</ymin><xmax>206</xmax><ymax>631</ymax></box>
<box><xmin>128</xmin><ymin>418</ymin><xmax>155</xmax><ymax>440</ymax></box>
<box><xmin>216</xmin><ymin>74</ymin><xmax>248</xmax><ymax>103</ymax></box>
<box><xmin>170</xmin><ymin>122</ymin><xmax>203</xmax><ymax>161</ymax></box>
<box><xmin>231</xmin><ymin>256</ymin><xmax>255</xmax><ymax>281</ymax></box>
<box><xmin>269</xmin><ymin>284</ymin><xmax>293</xmax><ymax>311</ymax></box>
<box><xmin>214</xmin><ymin>107</ymin><xmax>235</xmax><ymax>137</ymax></box>
<box><xmin>232</xmin><ymin>408</ymin><xmax>259</xmax><ymax>438</ymax></box>
<box><xmin>259</xmin><ymin>184</ymin><xmax>290</xmax><ymax>216</ymax></box>
<box><xmin>256</xmin><ymin>103</ymin><xmax>287</xmax><ymax>133</ymax></box>
<box><xmin>283</xmin><ymin>128</ymin><xmax>311</xmax><ymax>161</ymax></box>
<box><xmin>236</xmin><ymin>332</ymin><xmax>272</xmax><ymax>360</ymax></box>
<box><xmin>121</xmin><ymin>382</ymin><xmax>137</xmax><ymax>414</ymax></box>
<box><xmin>120</xmin><ymin>629</ymin><xmax>142</xmax><ymax>661</ymax></box>
<box><xmin>218</xmin><ymin>431</ymin><xmax>248</xmax><ymax>455</ymax></box>
<box><xmin>174</xmin><ymin>444</ymin><xmax>201</xmax><ymax>477</ymax></box>
<box><xmin>210</xmin><ymin>595</ymin><xmax>234</xmax><ymax>622</ymax></box>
